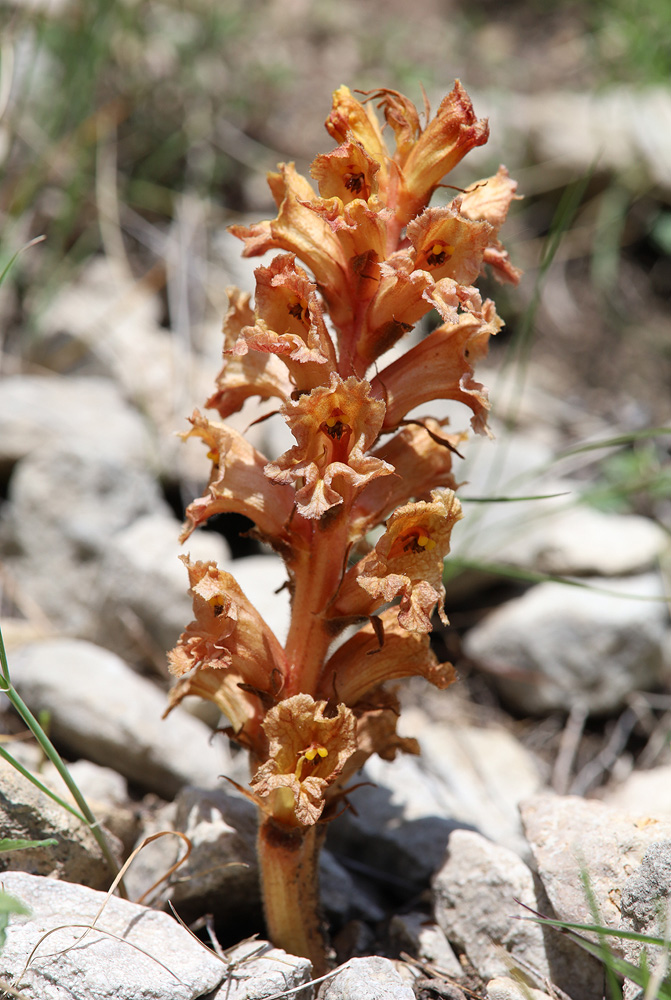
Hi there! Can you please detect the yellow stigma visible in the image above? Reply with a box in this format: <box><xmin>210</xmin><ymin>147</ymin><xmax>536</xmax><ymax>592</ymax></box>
<box><xmin>431</xmin><ymin>243</ymin><xmax>443</xmax><ymax>255</ymax></box>
<box><xmin>325</xmin><ymin>417</ymin><xmax>337</xmax><ymax>428</ymax></box>
<box><xmin>417</xmin><ymin>534</ymin><xmax>437</xmax><ymax>551</ymax></box>
<box><xmin>206</xmin><ymin>448</ymin><xmax>219</xmax><ymax>463</ymax></box>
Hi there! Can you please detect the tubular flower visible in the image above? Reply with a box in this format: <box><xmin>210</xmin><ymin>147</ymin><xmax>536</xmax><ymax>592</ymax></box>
<box><xmin>334</xmin><ymin>488</ymin><xmax>463</xmax><ymax>631</ymax></box>
<box><xmin>179</xmin><ymin>410</ymin><xmax>294</xmax><ymax>544</ymax></box>
<box><xmin>166</xmin><ymin>557</ymin><xmax>289</xmax><ymax>742</ymax></box>
<box><xmin>319</xmin><ymin>609</ymin><xmax>457</xmax><ymax>706</ymax></box>
<box><xmin>251</xmin><ymin>694</ymin><xmax>357</xmax><ymax>826</ymax></box>
<box><xmin>169</xmin><ymin>80</ymin><xmax>520</xmax><ymax>967</ymax></box>
<box><xmin>264</xmin><ymin>373</ymin><xmax>393</xmax><ymax>519</ymax></box>
<box><xmin>207</xmin><ymin>287</ymin><xmax>292</xmax><ymax>419</ymax></box>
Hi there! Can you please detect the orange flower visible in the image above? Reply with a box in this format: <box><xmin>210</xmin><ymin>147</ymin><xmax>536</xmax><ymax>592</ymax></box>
<box><xmin>207</xmin><ymin>287</ymin><xmax>292</xmax><ymax>419</ymax></box>
<box><xmin>460</xmin><ymin>166</ymin><xmax>523</xmax><ymax>285</ymax></box>
<box><xmin>334</xmin><ymin>488</ymin><xmax>463</xmax><ymax>631</ymax></box>
<box><xmin>180</xmin><ymin>411</ymin><xmax>294</xmax><ymax>544</ymax></box>
<box><xmin>251</xmin><ymin>694</ymin><xmax>357</xmax><ymax>826</ymax></box>
<box><xmin>265</xmin><ymin>373</ymin><xmax>393</xmax><ymax>519</ymax></box>
<box><xmin>167</xmin><ymin>557</ymin><xmax>289</xmax><ymax>739</ymax></box>
<box><xmin>319</xmin><ymin>609</ymin><xmax>457</xmax><ymax>705</ymax></box>
<box><xmin>372</xmin><ymin>288</ymin><xmax>503</xmax><ymax>436</ymax></box>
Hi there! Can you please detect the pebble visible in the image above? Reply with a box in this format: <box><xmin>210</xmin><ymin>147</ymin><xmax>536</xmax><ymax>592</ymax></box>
<box><xmin>432</xmin><ymin>829</ymin><xmax>550</xmax><ymax>983</ymax></box>
<box><xmin>318</xmin><ymin>955</ymin><xmax>415</xmax><ymax>1000</ymax></box>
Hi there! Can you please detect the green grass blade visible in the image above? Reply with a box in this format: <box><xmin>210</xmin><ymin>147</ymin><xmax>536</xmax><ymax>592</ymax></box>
<box><xmin>0</xmin><ymin>837</ymin><xmax>59</xmax><ymax>853</ymax></box>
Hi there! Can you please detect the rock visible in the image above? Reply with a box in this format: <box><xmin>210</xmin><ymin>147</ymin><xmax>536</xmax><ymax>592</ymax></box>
<box><xmin>0</xmin><ymin>374</ymin><xmax>153</xmax><ymax>471</ymax></box>
<box><xmin>600</xmin><ymin>765</ymin><xmax>671</xmax><ymax>819</ymax></box>
<box><xmin>1</xmin><ymin>442</ymin><xmax>169</xmax><ymax>634</ymax></box>
<box><xmin>0</xmin><ymin>871</ymin><xmax>228</xmax><ymax>1000</ymax></box>
<box><xmin>486</xmin><ymin>977</ymin><xmax>554</xmax><ymax>1000</ymax></box>
<box><xmin>328</xmin><ymin>712</ymin><xmax>542</xmax><ymax>889</ymax></box>
<box><xmin>619</xmin><ymin>841</ymin><xmax>671</xmax><ymax>999</ymax></box>
<box><xmin>121</xmin><ymin>800</ymin><xmax>179</xmax><ymax>906</ymax></box>
<box><xmin>388</xmin><ymin>912</ymin><xmax>463</xmax><ymax>978</ymax></box>
<box><xmin>318</xmin><ymin>955</ymin><xmax>415</xmax><ymax>1000</ymax></box>
<box><xmin>520</xmin><ymin>794</ymin><xmax>671</xmax><ymax>934</ymax></box>
<box><xmin>432</xmin><ymin>829</ymin><xmax>550</xmax><ymax>983</ymax></box>
<box><xmin>168</xmin><ymin>784</ymin><xmax>261</xmax><ymax>934</ymax></box>
<box><xmin>38</xmin><ymin>757</ymin><xmax>138</xmax><ymax>854</ymax></box>
<box><xmin>210</xmin><ymin>937</ymin><xmax>313</xmax><ymax>999</ymax></box>
<box><xmin>96</xmin><ymin>511</ymin><xmax>230</xmax><ymax>660</ymax></box>
<box><xmin>0</xmin><ymin>758</ymin><xmax>122</xmax><ymax>890</ymax></box>
<box><xmin>320</xmin><ymin>849</ymin><xmax>386</xmax><ymax>925</ymax></box>
<box><xmin>8</xmin><ymin>638</ymin><xmax>234</xmax><ymax>798</ymax></box>
<box><xmin>404</xmin><ymin>707</ymin><xmax>543</xmax><ymax>857</ymax></box>
<box><xmin>474</xmin><ymin>502</ymin><xmax>669</xmax><ymax>578</ymax></box>
<box><xmin>463</xmin><ymin>573</ymin><xmax>670</xmax><ymax>714</ymax></box>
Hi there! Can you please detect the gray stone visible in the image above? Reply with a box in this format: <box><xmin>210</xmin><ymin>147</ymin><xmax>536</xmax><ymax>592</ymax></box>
<box><xmin>0</xmin><ymin>758</ymin><xmax>122</xmax><ymax>891</ymax></box>
<box><xmin>210</xmin><ymin>937</ymin><xmax>314</xmax><ymax>999</ymax></box>
<box><xmin>620</xmin><ymin>841</ymin><xmax>671</xmax><ymax>999</ymax></box>
<box><xmin>432</xmin><ymin>829</ymin><xmax>550</xmax><ymax>983</ymax></box>
<box><xmin>168</xmin><ymin>784</ymin><xmax>261</xmax><ymax>931</ymax></box>
<box><xmin>1</xmin><ymin>443</ymin><xmax>168</xmax><ymax>634</ymax></box>
<box><xmin>520</xmin><ymin>794</ymin><xmax>671</xmax><ymax>934</ymax></box>
<box><xmin>96</xmin><ymin>511</ymin><xmax>230</xmax><ymax>659</ymax></box>
<box><xmin>318</xmin><ymin>956</ymin><xmax>415</xmax><ymax>1000</ymax></box>
<box><xmin>389</xmin><ymin>912</ymin><xmax>463</xmax><ymax>977</ymax></box>
<box><xmin>8</xmin><ymin>638</ymin><xmax>234</xmax><ymax>798</ymax></box>
<box><xmin>0</xmin><ymin>871</ymin><xmax>227</xmax><ymax>1000</ymax></box>
<box><xmin>320</xmin><ymin>849</ymin><xmax>386</xmax><ymax>925</ymax></box>
<box><xmin>464</xmin><ymin>573</ymin><xmax>670</xmax><ymax>714</ymax></box>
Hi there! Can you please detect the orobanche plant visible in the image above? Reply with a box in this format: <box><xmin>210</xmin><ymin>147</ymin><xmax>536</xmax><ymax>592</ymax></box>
<box><xmin>167</xmin><ymin>81</ymin><xmax>520</xmax><ymax>971</ymax></box>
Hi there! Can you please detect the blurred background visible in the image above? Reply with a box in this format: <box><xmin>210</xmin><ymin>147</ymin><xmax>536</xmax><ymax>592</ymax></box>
<box><xmin>1</xmin><ymin>0</ymin><xmax>670</xmax><ymax>482</ymax></box>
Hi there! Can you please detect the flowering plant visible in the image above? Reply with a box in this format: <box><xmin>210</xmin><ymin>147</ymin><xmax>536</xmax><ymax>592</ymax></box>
<box><xmin>167</xmin><ymin>81</ymin><xmax>519</xmax><ymax>971</ymax></box>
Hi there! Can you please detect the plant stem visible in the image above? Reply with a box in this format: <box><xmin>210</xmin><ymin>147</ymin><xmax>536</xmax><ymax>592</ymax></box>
<box><xmin>257</xmin><ymin>817</ymin><xmax>328</xmax><ymax>975</ymax></box>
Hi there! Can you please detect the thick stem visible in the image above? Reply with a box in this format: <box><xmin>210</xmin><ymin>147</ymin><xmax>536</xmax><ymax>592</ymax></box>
<box><xmin>257</xmin><ymin>817</ymin><xmax>328</xmax><ymax>975</ymax></box>
<box><xmin>284</xmin><ymin>510</ymin><xmax>351</xmax><ymax>697</ymax></box>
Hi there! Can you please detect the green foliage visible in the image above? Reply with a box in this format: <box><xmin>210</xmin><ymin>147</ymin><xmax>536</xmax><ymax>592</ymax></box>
<box><xmin>0</xmin><ymin>837</ymin><xmax>58</xmax><ymax>853</ymax></box>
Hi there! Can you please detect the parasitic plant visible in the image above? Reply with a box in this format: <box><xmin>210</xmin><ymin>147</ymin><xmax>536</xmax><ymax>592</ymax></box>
<box><xmin>166</xmin><ymin>82</ymin><xmax>520</xmax><ymax>972</ymax></box>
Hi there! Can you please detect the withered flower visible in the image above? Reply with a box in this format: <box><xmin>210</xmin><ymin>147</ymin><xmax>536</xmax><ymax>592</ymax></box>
<box><xmin>251</xmin><ymin>694</ymin><xmax>357</xmax><ymax>826</ymax></box>
<box><xmin>334</xmin><ymin>488</ymin><xmax>463</xmax><ymax>631</ymax></box>
<box><xmin>265</xmin><ymin>373</ymin><xmax>393</xmax><ymax>519</ymax></box>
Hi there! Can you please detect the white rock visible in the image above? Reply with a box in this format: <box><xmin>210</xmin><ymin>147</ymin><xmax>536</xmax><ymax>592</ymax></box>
<box><xmin>318</xmin><ymin>955</ymin><xmax>414</xmax><ymax>999</ymax></box>
<box><xmin>0</xmin><ymin>758</ymin><xmax>122</xmax><ymax>890</ymax></box>
<box><xmin>8</xmin><ymin>638</ymin><xmax>233</xmax><ymax>798</ymax></box>
<box><xmin>464</xmin><ymin>573</ymin><xmax>670</xmax><ymax>714</ymax></box>
<box><xmin>2</xmin><ymin>443</ymin><xmax>168</xmax><ymax>633</ymax></box>
<box><xmin>432</xmin><ymin>829</ymin><xmax>550</xmax><ymax>982</ymax></box>
<box><xmin>227</xmin><ymin>553</ymin><xmax>291</xmax><ymax>644</ymax></box>
<box><xmin>0</xmin><ymin>871</ymin><xmax>228</xmax><ymax>1000</ymax></box>
<box><xmin>486</xmin><ymin>977</ymin><xmax>554</xmax><ymax>1000</ymax></box>
<box><xmin>210</xmin><ymin>937</ymin><xmax>313</xmax><ymax>999</ymax></box>
<box><xmin>168</xmin><ymin>785</ymin><xmax>260</xmax><ymax>930</ymax></box>
<box><xmin>520</xmin><ymin>794</ymin><xmax>671</xmax><ymax>933</ymax></box>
